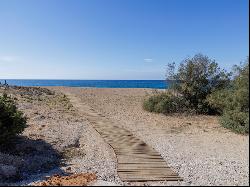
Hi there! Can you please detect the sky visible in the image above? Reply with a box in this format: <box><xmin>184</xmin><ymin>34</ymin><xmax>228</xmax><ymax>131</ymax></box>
<box><xmin>0</xmin><ymin>0</ymin><xmax>249</xmax><ymax>80</ymax></box>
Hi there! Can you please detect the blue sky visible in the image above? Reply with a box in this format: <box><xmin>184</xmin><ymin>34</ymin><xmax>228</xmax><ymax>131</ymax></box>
<box><xmin>0</xmin><ymin>0</ymin><xmax>249</xmax><ymax>80</ymax></box>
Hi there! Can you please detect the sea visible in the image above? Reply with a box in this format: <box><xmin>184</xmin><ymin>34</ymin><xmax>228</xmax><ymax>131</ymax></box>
<box><xmin>0</xmin><ymin>80</ymin><xmax>168</xmax><ymax>89</ymax></box>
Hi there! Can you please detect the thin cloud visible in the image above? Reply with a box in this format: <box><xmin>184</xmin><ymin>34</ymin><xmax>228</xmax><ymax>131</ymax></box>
<box><xmin>144</xmin><ymin>58</ymin><xmax>153</xmax><ymax>63</ymax></box>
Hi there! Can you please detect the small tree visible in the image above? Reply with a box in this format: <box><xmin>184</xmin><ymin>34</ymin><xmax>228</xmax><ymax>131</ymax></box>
<box><xmin>167</xmin><ymin>54</ymin><xmax>231</xmax><ymax>114</ymax></box>
<box><xmin>0</xmin><ymin>93</ymin><xmax>27</xmax><ymax>145</ymax></box>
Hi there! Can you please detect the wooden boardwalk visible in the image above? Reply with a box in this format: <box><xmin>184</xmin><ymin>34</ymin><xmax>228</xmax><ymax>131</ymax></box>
<box><xmin>67</xmin><ymin>93</ymin><xmax>182</xmax><ymax>182</ymax></box>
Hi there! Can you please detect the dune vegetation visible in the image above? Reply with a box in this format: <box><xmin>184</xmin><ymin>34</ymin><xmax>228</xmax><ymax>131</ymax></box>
<box><xmin>0</xmin><ymin>93</ymin><xmax>27</xmax><ymax>146</ymax></box>
<box><xmin>143</xmin><ymin>54</ymin><xmax>249</xmax><ymax>134</ymax></box>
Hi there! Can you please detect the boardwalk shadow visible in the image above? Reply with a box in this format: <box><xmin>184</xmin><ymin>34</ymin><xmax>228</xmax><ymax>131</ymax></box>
<box><xmin>0</xmin><ymin>136</ymin><xmax>65</xmax><ymax>183</ymax></box>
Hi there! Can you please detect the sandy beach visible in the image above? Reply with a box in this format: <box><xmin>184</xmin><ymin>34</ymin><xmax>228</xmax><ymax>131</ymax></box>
<box><xmin>0</xmin><ymin>86</ymin><xmax>249</xmax><ymax>186</ymax></box>
<box><xmin>1</xmin><ymin>0</ymin><xmax>249</xmax><ymax>185</ymax></box>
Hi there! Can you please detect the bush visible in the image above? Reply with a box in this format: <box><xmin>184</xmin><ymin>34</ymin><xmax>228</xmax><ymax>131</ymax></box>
<box><xmin>206</xmin><ymin>88</ymin><xmax>231</xmax><ymax>114</ymax></box>
<box><xmin>143</xmin><ymin>92</ymin><xmax>187</xmax><ymax>114</ymax></box>
<box><xmin>208</xmin><ymin>59</ymin><xmax>249</xmax><ymax>134</ymax></box>
<box><xmin>144</xmin><ymin>54</ymin><xmax>249</xmax><ymax>134</ymax></box>
<box><xmin>144</xmin><ymin>54</ymin><xmax>232</xmax><ymax>115</ymax></box>
<box><xmin>220</xmin><ymin>110</ymin><xmax>249</xmax><ymax>134</ymax></box>
<box><xmin>0</xmin><ymin>93</ymin><xmax>27</xmax><ymax>145</ymax></box>
<box><xmin>170</xmin><ymin>54</ymin><xmax>231</xmax><ymax>114</ymax></box>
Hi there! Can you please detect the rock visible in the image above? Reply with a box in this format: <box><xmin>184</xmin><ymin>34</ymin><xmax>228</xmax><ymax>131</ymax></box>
<box><xmin>66</xmin><ymin>167</ymin><xmax>71</xmax><ymax>172</ymax></box>
<box><xmin>0</xmin><ymin>164</ymin><xmax>17</xmax><ymax>179</ymax></box>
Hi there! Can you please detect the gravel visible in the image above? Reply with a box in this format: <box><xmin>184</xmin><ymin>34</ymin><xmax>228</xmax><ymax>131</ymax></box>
<box><xmin>1</xmin><ymin>87</ymin><xmax>248</xmax><ymax>186</ymax></box>
<box><xmin>55</xmin><ymin>87</ymin><xmax>249</xmax><ymax>186</ymax></box>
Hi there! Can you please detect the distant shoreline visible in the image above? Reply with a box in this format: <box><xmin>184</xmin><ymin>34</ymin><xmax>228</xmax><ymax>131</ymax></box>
<box><xmin>0</xmin><ymin>79</ymin><xmax>168</xmax><ymax>89</ymax></box>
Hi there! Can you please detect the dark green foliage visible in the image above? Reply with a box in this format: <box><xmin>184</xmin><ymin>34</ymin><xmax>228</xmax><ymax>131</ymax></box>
<box><xmin>148</xmin><ymin>54</ymin><xmax>231</xmax><ymax>115</ymax></box>
<box><xmin>206</xmin><ymin>88</ymin><xmax>231</xmax><ymax>114</ymax></box>
<box><xmin>220</xmin><ymin>110</ymin><xmax>249</xmax><ymax>134</ymax></box>
<box><xmin>172</xmin><ymin>54</ymin><xmax>231</xmax><ymax>114</ymax></box>
<box><xmin>143</xmin><ymin>92</ymin><xmax>187</xmax><ymax>114</ymax></box>
<box><xmin>208</xmin><ymin>59</ymin><xmax>249</xmax><ymax>134</ymax></box>
<box><xmin>0</xmin><ymin>93</ymin><xmax>27</xmax><ymax>145</ymax></box>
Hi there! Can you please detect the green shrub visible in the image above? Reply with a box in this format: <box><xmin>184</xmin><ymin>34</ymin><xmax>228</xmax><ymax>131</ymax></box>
<box><xmin>171</xmin><ymin>54</ymin><xmax>231</xmax><ymax>114</ymax></box>
<box><xmin>144</xmin><ymin>54</ymin><xmax>231</xmax><ymax>115</ymax></box>
<box><xmin>144</xmin><ymin>54</ymin><xmax>249</xmax><ymax>134</ymax></box>
<box><xmin>143</xmin><ymin>92</ymin><xmax>187</xmax><ymax>114</ymax></box>
<box><xmin>0</xmin><ymin>93</ymin><xmax>27</xmax><ymax>145</ymax></box>
<box><xmin>222</xmin><ymin>61</ymin><xmax>249</xmax><ymax>134</ymax></box>
<box><xmin>206</xmin><ymin>88</ymin><xmax>231</xmax><ymax>114</ymax></box>
<box><xmin>220</xmin><ymin>110</ymin><xmax>249</xmax><ymax>134</ymax></box>
<box><xmin>208</xmin><ymin>59</ymin><xmax>249</xmax><ymax>134</ymax></box>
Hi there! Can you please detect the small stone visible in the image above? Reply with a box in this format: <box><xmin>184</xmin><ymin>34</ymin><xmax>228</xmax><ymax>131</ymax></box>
<box><xmin>66</xmin><ymin>167</ymin><xmax>72</xmax><ymax>171</ymax></box>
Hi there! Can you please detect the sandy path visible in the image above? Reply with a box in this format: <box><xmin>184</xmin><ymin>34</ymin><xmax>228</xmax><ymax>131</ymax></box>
<box><xmin>66</xmin><ymin>92</ymin><xmax>181</xmax><ymax>182</ymax></box>
<box><xmin>51</xmin><ymin>87</ymin><xmax>249</xmax><ymax>186</ymax></box>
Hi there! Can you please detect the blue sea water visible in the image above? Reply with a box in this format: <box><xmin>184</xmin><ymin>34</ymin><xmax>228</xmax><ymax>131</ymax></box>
<box><xmin>0</xmin><ymin>80</ymin><xmax>167</xmax><ymax>89</ymax></box>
